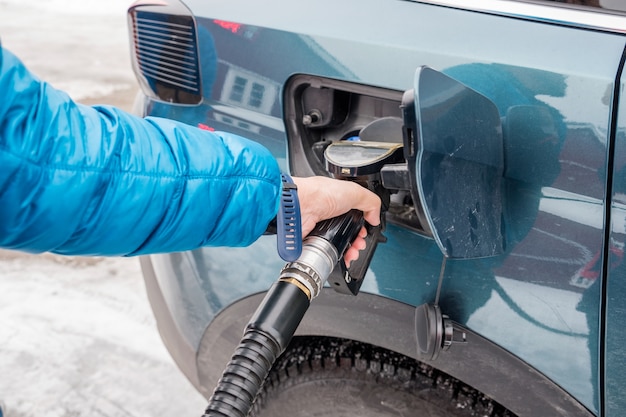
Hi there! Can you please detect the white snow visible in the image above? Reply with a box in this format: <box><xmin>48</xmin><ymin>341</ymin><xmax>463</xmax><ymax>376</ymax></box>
<box><xmin>0</xmin><ymin>1</ymin><xmax>207</xmax><ymax>415</ymax></box>
<box><xmin>0</xmin><ymin>0</ymin><xmax>131</xmax><ymax>16</ymax></box>
<box><xmin>0</xmin><ymin>0</ymin><xmax>137</xmax><ymax>102</ymax></box>
<box><xmin>0</xmin><ymin>252</ymin><xmax>206</xmax><ymax>417</ymax></box>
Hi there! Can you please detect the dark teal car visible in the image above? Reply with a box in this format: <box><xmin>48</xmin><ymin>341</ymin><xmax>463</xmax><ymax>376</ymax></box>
<box><xmin>127</xmin><ymin>1</ymin><xmax>626</xmax><ymax>415</ymax></box>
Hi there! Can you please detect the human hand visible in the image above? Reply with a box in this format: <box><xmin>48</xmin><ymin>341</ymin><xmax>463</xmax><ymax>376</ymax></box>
<box><xmin>292</xmin><ymin>176</ymin><xmax>381</xmax><ymax>266</ymax></box>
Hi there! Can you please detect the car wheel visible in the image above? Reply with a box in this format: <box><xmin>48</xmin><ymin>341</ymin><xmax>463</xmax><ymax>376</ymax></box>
<box><xmin>251</xmin><ymin>337</ymin><xmax>514</xmax><ymax>417</ymax></box>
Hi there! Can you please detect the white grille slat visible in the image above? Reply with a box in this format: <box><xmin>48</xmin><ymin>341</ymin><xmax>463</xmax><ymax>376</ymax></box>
<box><xmin>132</xmin><ymin>14</ymin><xmax>200</xmax><ymax>97</ymax></box>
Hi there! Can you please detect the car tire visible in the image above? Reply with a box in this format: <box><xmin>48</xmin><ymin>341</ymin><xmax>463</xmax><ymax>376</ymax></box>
<box><xmin>251</xmin><ymin>337</ymin><xmax>514</xmax><ymax>417</ymax></box>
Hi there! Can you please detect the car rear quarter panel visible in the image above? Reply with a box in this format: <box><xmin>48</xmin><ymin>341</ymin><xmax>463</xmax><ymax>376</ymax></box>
<box><xmin>141</xmin><ymin>0</ymin><xmax>626</xmax><ymax>414</ymax></box>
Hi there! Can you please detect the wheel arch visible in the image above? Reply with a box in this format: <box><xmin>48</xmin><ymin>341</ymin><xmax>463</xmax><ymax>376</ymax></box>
<box><xmin>197</xmin><ymin>288</ymin><xmax>593</xmax><ymax>417</ymax></box>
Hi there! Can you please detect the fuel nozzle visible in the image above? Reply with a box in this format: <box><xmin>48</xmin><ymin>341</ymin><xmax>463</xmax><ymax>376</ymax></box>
<box><xmin>280</xmin><ymin>210</ymin><xmax>364</xmax><ymax>300</ymax></box>
<box><xmin>243</xmin><ymin>209</ymin><xmax>365</xmax><ymax>356</ymax></box>
<box><xmin>205</xmin><ymin>139</ymin><xmax>401</xmax><ymax>417</ymax></box>
<box><xmin>322</xmin><ymin>139</ymin><xmax>403</xmax><ymax>295</ymax></box>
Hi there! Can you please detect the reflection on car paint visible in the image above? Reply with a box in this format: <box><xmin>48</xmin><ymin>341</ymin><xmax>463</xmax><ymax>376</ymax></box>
<box><xmin>140</xmin><ymin>3</ymin><xmax>626</xmax><ymax>413</ymax></box>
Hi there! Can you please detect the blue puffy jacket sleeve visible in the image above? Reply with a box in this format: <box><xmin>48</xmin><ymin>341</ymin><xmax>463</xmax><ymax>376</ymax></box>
<box><xmin>0</xmin><ymin>46</ymin><xmax>282</xmax><ymax>256</ymax></box>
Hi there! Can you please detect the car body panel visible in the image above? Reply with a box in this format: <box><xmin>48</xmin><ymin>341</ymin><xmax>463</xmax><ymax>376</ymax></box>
<box><xmin>132</xmin><ymin>0</ymin><xmax>626</xmax><ymax>415</ymax></box>
<box><xmin>605</xmin><ymin>57</ymin><xmax>626</xmax><ymax>417</ymax></box>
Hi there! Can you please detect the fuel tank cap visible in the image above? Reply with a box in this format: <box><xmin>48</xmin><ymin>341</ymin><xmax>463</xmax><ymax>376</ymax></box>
<box><xmin>324</xmin><ymin>141</ymin><xmax>404</xmax><ymax>177</ymax></box>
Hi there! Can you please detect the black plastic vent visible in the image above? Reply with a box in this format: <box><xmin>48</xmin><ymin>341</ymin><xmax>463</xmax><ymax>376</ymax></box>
<box><xmin>131</xmin><ymin>11</ymin><xmax>202</xmax><ymax>104</ymax></box>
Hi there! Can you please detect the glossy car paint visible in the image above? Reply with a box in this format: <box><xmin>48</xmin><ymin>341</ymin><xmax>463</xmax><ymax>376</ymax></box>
<box><xmin>605</xmin><ymin>59</ymin><xmax>626</xmax><ymax>416</ymax></box>
<box><xmin>133</xmin><ymin>0</ymin><xmax>626</xmax><ymax>415</ymax></box>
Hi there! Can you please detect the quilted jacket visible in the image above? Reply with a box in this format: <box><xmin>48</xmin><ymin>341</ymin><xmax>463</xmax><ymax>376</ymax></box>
<box><xmin>0</xmin><ymin>46</ymin><xmax>281</xmax><ymax>256</ymax></box>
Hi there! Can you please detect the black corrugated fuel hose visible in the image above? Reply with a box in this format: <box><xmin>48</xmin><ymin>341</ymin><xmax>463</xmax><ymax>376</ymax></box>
<box><xmin>202</xmin><ymin>210</ymin><xmax>364</xmax><ymax>417</ymax></box>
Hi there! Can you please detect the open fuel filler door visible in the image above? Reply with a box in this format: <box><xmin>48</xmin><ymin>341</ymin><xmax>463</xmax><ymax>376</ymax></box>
<box><xmin>401</xmin><ymin>66</ymin><xmax>506</xmax><ymax>260</ymax></box>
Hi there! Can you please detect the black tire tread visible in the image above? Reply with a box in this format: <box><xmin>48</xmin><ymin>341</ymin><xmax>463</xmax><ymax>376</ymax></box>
<box><xmin>251</xmin><ymin>336</ymin><xmax>516</xmax><ymax>417</ymax></box>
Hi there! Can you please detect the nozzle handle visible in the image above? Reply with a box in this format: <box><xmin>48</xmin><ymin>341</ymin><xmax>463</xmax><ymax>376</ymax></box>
<box><xmin>308</xmin><ymin>209</ymin><xmax>365</xmax><ymax>259</ymax></box>
<box><xmin>328</xmin><ymin>223</ymin><xmax>386</xmax><ymax>295</ymax></box>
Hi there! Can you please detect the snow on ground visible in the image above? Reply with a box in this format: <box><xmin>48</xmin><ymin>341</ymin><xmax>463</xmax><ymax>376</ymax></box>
<box><xmin>0</xmin><ymin>252</ymin><xmax>206</xmax><ymax>417</ymax></box>
<box><xmin>0</xmin><ymin>0</ymin><xmax>137</xmax><ymax>103</ymax></box>
<box><xmin>0</xmin><ymin>1</ymin><xmax>207</xmax><ymax>415</ymax></box>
